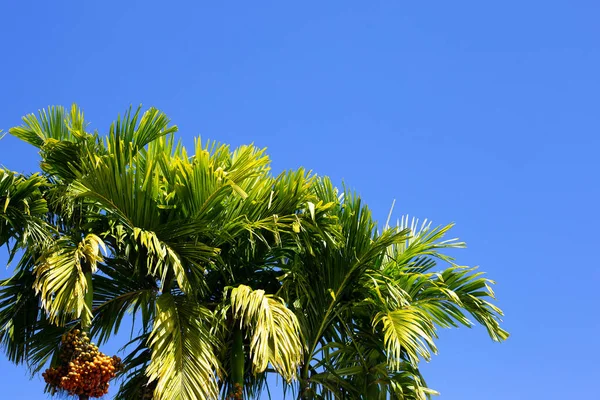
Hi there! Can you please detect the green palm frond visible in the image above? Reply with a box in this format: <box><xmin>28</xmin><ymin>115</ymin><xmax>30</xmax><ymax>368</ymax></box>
<box><xmin>91</xmin><ymin>259</ymin><xmax>156</xmax><ymax>345</ymax></box>
<box><xmin>133</xmin><ymin>228</ymin><xmax>192</xmax><ymax>293</ymax></box>
<box><xmin>25</xmin><ymin>318</ymin><xmax>70</xmax><ymax>375</ymax></box>
<box><xmin>0</xmin><ymin>259</ymin><xmax>39</xmax><ymax>364</ymax></box>
<box><xmin>147</xmin><ymin>293</ymin><xmax>221</xmax><ymax>400</ymax></box>
<box><xmin>381</xmin><ymin>219</ymin><xmax>508</xmax><ymax>341</ymax></box>
<box><xmin>10</xmin><ymin>105</ymin><xmax>74</xmax><ymax>148</ymax></box>
<box><xmin>170</xmin><ymin>139</ymin><xmax>270</xmax><ymax>218</ymax></box>
<box><xmin>282</xmin><ymin>189</ymin><xmax>411</xmax><ymax>372</ymax></box>
<box><xmin>435</xmin><ymin>266</ymin><xmax>508</xmax><ymax>341</ymax></box>
<box><xmin>9</xmin><ymin>105</ymin><xmax>101</xmax><ymax>180</ymax></box>
<box><xmin>308</xmin><ymin>367</ymin><xmax>363</xmax><ymax>398</ymax></box>
<box><xmin>0</xmin><ymin>169</ymin><xmax>50</xmax><ymax>253</ymax></box>
<box><xmin>106</xmin><ymin>106</ymin><xmax>178</xmax><ymax>161</ymax></box>
<box><xmin>115</xmin><ymin>334</ymin><xmax>154</xmax><ymax>400</ymax></box>
<box><xmin>0</xmin><ymin>252</ymin><xmax>72</xmax><ymax>373</ymax></box>
<box><xmin>69</xmin><ymin>142</ymin><xmax>164</xmax><ymax>230</ymax></box>
<box><xmin>384</xmin><ymin>218</ymin><xmax>464</xmax><ymax>276</ymax></box>
<box><xmin>116</xmin><ymin>368</ymin><xmax>155</xmax><ymax>400</ymax></box>
<box><xmin>388</xmin><ymin>362</ymin><xmax>438</xmax><ymax>400</ymax></box>
<box><xmin>229</xmin><ymin>284</ymin><xmax>303</xmax><ymax>381</ymax></box>
<box><xmin>34</xmin><ymin>234</ymin><xmax>105</xmax><ymax>326</ymax></box>
<box><xmin>372</xmin><ymin>307</ymin><xmax>437</xmax><ymax>366</ymax></box>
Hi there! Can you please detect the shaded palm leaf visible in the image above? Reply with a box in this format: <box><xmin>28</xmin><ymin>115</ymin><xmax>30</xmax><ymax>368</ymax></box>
<box><xmin>91</xmin><ymin>258</ymin><xmax>157</xmax><ymax>345</ymax></box>
<box><xmin>0</xmin><ymin>255</ymin><xmax>39</xmax><ymax>364</ymax></box>
<box><xmin>0</xmin><ymin>169</ymin><xmax>50</xmax><ymax>254</ymax></box>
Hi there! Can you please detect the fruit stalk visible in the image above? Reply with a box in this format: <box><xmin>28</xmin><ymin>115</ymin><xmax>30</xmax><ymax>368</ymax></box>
<box><xmin>81</xmin><ymin>270</ymin><xmax>94</xmax><ymax>332</ymax></box>
<box><xmin>230</xmin><ymin>325</ymin><xmax>244</xmax><ymax>399</ymax></box>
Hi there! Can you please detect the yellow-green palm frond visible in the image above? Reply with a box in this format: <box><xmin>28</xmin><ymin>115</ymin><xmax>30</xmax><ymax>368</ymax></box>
<box><xmin>147</xmin><ymin>293</ymin><xmax>221</xmax><ymax>400</ymax></box>
<box><xmin>372</xmin><ymin>307</ymin><xmax>437</xmax><ymax>367</ymax></box>
<box><xmin>105</xmin><ymin>106</ymin><xmax>178</xmax><ymax>162</ymax></box>
<box><xmin>133</xmin><ymin>228</ymin><xmax>191</xmax><ymax>293</ymax></box>
<box><xmin>33</xmin><ymin>234</ymin><xmax>105</xmax><ymax>326</ymax></box>
<box><xmin>229</xmin><ymin>284</ymin><xmax>303</xmax><ymax>381</ymax></box>
<box><xmin>381</xmin><ymin>218</ymin><xmax>508</xmax><ymax>342</ymax></box>
<box><xmin>9</xmin><ymin>105</ymin><xmax>78</xmax><ymax>148</ymax></box>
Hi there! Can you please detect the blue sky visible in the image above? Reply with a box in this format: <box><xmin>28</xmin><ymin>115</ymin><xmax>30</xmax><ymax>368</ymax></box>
<box><xmin>1</xmin><ymin>1</ymin><xmax>599</xmax><ymax>399</ymax></box>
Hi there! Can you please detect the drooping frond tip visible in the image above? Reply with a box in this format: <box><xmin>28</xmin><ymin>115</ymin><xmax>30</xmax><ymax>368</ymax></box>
<box><xmin>229</xmin><ymin>285</ymin><xmax>304</xmax><ymax>382</ymax></box>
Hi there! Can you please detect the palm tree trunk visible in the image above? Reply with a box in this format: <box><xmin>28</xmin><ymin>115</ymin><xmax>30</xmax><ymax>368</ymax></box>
<box><xmin>299</xmin><ymin>356</ymin><xmax>311</xmax><ymax>400</ymax></box>
<box><xmin>80</xmin><ymin>270</ymin><xmax>93</xmax><ymax>400</ymax></box>
<box><xmin>299</xmin><ymin>379</ymin><xmax>311</xmax><ymax>400</ymax></box>
<box><xmin>230</xmin><ymin>326</ymin><xmax>244</xmax><ymax>399</ymax></box>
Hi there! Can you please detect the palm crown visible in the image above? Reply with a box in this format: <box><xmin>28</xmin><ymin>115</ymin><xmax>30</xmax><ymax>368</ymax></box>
<box><xmin>0</xmin><ymin>105</ymin><xmax>507</xmax><ymax>400</ymax></box>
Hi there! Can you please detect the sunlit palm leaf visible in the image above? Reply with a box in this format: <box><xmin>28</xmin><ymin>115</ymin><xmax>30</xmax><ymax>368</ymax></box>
<box><xmin>147</xmin><ymin>293</ymin><xmax>221</xmax><ymax>400</ymax></box>
<box><xmin>372</xmin><ymin>307</ymin><xmax>437</xmax><ymax>366</ymax></box>
<box><xmin>381</xmin><ymin>219</ymin><xmax>508</xmax><ymax>341</ymax></box>
<box><xmin>34</xmin><ymin>234</ymin><xmax>105</xmax><ymax>326</ymax></box>
<box><xmin>10</xmin><ymin>105</ymin><xmax>74</xmax><ymax>148</ymax></box>
<box><xmin>229</xmin><ymin>284</ymin><xmax>303</xmax><ymax>382</ymax></box>
<box><xmin>106</xmin><ymin>106</ymin><xmax>178</xmax><ymax>161</ymax></box>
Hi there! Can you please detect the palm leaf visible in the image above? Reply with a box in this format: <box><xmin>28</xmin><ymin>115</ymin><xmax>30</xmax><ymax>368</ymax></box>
<box><xmin>91</xmin><ymin>258</ymin><xmax>157</xmax><ymax>345</ymax></box>
<box><xmin>10</xmin><ymin>105</ymin><xmax>73</xmax><ymax>148</ymax></box>
<box><xmin>0</xmin><ymin>258</ymin><xmax>39</xmax><ymax>364</ymax></box>
<box><xmin>372</xmin><ymin>307</ymin><xmax>437</xmax><ymax>367</ymax></box>
<box><xmin>0</xmin><ymin>169</ymin><xmax>50</xmax><ymax>253</ymax></box>
<box><xmin>34</xmin><ymin>234</ymin><xmax>105</xmax><ymax>326</ymax></box>
<box><xmin>147</xmin><ymin>293</ymin><xmax>221</xmax><ymax>400</ymax></box>
<box><xmin>229</xmin><ymin>284</ymin><xmax>303</xmax><ymax>381</ymax></box>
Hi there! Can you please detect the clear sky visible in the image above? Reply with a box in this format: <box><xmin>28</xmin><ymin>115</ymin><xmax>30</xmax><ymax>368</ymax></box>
<box><xmin>1</xmin><ymin>1</ymin><xmax>599</xmax><ymax>399</ymax></box>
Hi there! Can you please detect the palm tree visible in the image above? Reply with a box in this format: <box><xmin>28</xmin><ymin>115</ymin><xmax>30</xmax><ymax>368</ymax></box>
<box><xmin>0</xmin><ymin>105</ymin><xmax>338</xmax><ymax>400</ymax></box>
<box><xmin>0</xmin><ymin>104</ymin><xmax>508</xmax><ymax>400</ymax></box>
